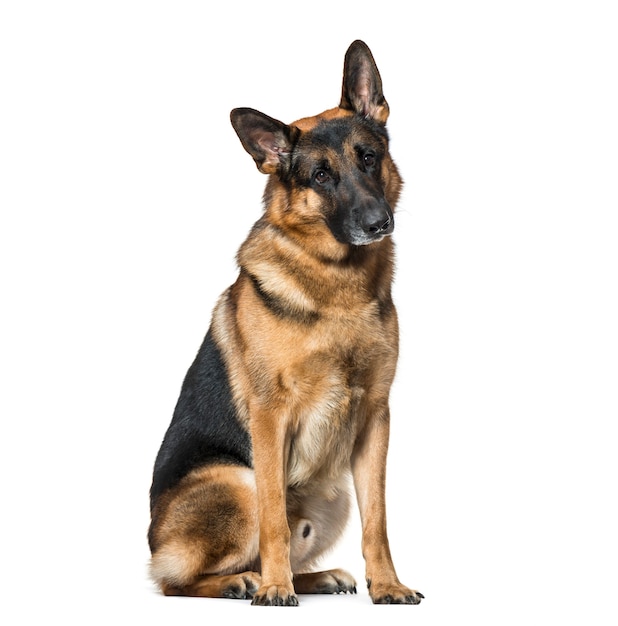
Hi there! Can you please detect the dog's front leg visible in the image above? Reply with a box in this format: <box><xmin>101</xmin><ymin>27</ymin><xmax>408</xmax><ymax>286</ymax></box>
<box><xmin>249</xmin><ymin>409</ymin><xmax>298</xmax><ymax>606</ymax></box>
<box><xmin>352</xmin><ymin>407</ymin><xmax>423</xmax><ymax>604</ymax></box>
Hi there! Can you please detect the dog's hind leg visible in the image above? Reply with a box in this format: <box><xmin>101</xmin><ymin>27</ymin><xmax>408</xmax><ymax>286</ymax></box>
<box><xmin>149</xmin><ymin>464</ymin><xmax>260</xmax><ymax>598</ymax></box>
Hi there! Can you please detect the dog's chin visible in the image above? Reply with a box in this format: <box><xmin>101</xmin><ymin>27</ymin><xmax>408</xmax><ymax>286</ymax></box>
<box><xmin>339</xmin><ymin>229</ymin><xmax>394</xmax><ymax>246</ymax></box>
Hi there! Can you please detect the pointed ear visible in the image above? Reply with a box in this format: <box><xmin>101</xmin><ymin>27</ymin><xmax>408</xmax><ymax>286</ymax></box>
<box><xmin>230</xmin><ymin>108</ymin><xmax>298</xmax><ymax>175</ymax></box>
<box><xmin>339</xmin><ymin>40</ymin><xmax>390</xmax><ymax>124</ymax></box>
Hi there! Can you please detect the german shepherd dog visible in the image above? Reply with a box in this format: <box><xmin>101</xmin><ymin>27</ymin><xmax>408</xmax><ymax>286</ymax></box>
<box><xmin>149</xmin><ymin>40</ymin><xmax>423</xmax><ymax>606</ymax></box>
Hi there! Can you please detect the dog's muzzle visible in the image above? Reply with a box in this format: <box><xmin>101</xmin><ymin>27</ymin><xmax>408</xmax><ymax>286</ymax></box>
<box><xmin>361</xmin><ymin>205</ymin><xmax>394</xmax><ymax>236</ymax></box>
<box><xmin>354</xmin><ymin>202</ymin><xmax>394</xmax><ymax>244</ymax></box>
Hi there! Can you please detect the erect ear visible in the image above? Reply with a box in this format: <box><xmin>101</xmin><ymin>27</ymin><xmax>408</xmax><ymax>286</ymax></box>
<box><xmin>339</xmin><ymin>40</ymin><xmax>389</xmax><ymax>124</ymax></box>
<box><xmin>230</xmin><ymin>107</ymin><xmax>298</xmax><ymax>175</ymax></box>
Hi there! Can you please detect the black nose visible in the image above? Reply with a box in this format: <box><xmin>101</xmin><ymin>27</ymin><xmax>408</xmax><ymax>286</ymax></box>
<box><xmin>361</xmin><ymin>205</ymin><xmax>394</xmax><ymax>235</ymax></box>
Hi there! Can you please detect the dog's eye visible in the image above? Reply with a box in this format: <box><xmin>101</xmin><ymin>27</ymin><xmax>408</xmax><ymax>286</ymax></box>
<box><xmin>363</xmin><ymin>153</ymin><xmax>376</xmax><ymax>168</ymax></box>
<box><xmin>314</xmin><ymin>169</ymin><xmax>330</xmax><ymax>184</ymax></box>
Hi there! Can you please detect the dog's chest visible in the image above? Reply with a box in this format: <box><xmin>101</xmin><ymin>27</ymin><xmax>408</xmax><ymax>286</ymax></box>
<box><xmin>283</xmin><ymin>347</ymin><xmax>375</xmax><ymax>488</ymax></box>
<box><xmin>223</xmin><ymin>264</ymin><xmax>398</xmax><ymax>488</ymax></box>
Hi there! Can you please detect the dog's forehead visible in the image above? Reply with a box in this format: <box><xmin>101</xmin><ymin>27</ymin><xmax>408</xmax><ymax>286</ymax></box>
<box><xmin>294</xmin><ymin>116</ymin><xmax>387</xmax><ymax>158</ymax></box>
<box><xmin>292</xmin><ymin>106</ymin><xmax>352</xmax><ymax>132</ymax></box>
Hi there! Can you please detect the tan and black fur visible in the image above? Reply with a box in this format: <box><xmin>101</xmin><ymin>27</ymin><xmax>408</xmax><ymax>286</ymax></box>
<box><xmin>149</xmin><ymin>40</ymin><xmax>423</xmax><ymax>606</ymax></box>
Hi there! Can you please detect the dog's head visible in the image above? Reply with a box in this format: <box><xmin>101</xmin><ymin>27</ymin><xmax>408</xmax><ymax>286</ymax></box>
<box><xmin>230</xmin><ymin>40</ymin><xmax>401</xmax><ymax>250</ymax></box>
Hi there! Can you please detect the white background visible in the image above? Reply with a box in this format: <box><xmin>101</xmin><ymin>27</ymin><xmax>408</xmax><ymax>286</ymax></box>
<box><xmin>1</xmin><ymin>1</ymin><xmax>617</xmax><ymax>624</ymax></box>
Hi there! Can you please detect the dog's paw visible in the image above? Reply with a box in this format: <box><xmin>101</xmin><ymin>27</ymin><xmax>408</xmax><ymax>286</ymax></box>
<box><xmin>222</xmin><ymin>572</ymin><xmax>262</xmax><ymax>599</ymax></box>
<box><xmin>294</xmin><ymin>568</ymin><xmax>357</xmax><ymax>594</ymax></box>
<box><xmin>367</xmin><ymin>579</ymin><xmax>424</xmax><ymax>605</ymax></box>
<box><xmin>251</xmin><ymin>583</ymin><xmax>299</xmax><ymax>606</ymax></box>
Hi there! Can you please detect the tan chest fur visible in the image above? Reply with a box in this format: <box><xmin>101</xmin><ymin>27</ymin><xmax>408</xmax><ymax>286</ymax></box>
<box><xmin>212</xmin><ymin>235</ymin><xmax>398</xmax><ymax>492</ymax></box>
